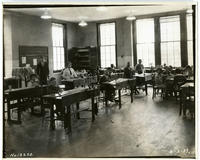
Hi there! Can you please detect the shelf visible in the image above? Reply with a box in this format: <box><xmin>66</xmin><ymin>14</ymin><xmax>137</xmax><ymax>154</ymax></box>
<box><xmin>77</xmin><ymin>49</ymin><xmax>89</xmax><ymax>52</ymax></box>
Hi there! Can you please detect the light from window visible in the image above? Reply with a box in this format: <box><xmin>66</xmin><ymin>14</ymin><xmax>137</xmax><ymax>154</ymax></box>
<box><xmin>136</xmin><ymin>18</ymin><xmax>155</xmax><ymax>67</ymax></box>
<box><xmin>52</xmin><ymin>23</ymin><xmax>65</xmax><ymax>71</ymax></box>
<box><xmin>187</xmin><ymin>14</ymin><xmax>193</xmax><ymax>66</ymax></box>
<box><xmin>160</xmin><ymin>15</ymin><xmax>181</xmax><ymax>67</ymax></box>
<box><xmin>99</xmin><ymin>23</ymin><xmax>116</xmax><ymax>68</ymax></box>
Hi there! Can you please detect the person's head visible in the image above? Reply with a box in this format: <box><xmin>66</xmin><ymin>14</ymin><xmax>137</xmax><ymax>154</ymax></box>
<box><xmin>39</xmin><ymin>56</ymin><xmax>47</xmax><ymax>63</ymax></box>
<box><xmin>156</xmin><ymin>68</ymin><xmax>162</xmax><ymax>74</ymax></box>
<box><xmin>175</xmin><ymin>68</ymin><xmax>182</xmax><ymax>74</ymax></box>
<box><xmin>127</xmin><ymin>62</ymin><xmax>130</xmax><ymax>68</ymax></box>
<box><xmin>30</xmin><ymin>74</ymin><xmax>37</xmax><ymax>81</ymax></box>
<box><xmin>111</xmin><ymin>64</ymin><xmax>114</xmax><ymax>68</ymax></box>
<box><xmin>138</xmin><ymin>59</ymin><xmax>142</xmax><ymax>64</ymax></box>
<box><xmin>49</xmin><ymin>77</ymin><xmax>57</xmax><ymax>86</ymax></box>
<box><xmin>169</xmin><ymin>65</ymin><xmax>173</xmax><ymax>71</ymax></box>
<box><xmin>185</xmin><ymin>65</ymin><xmax>192</xmax><ymax>71</ymax></box>
<box><xmin>66</xmin><ymin>61</ymin><xmax>72</xmax><ymax>68</ymax></box>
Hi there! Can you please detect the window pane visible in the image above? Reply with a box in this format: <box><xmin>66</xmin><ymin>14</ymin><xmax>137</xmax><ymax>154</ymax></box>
<box><xmin>160</xmin><ymin>15</ymin><xmax>181</xmax><ymax>67</ymax></box>
<box><xmin>99</xmin><ymin>23</ymin><xmax>116</xmax><ymax>68</ymax></box>
<box><xmin>52</xmin><ymin>23</ymin><xmax>65</xmax><ymax>71</ymax></box>
<box><xmin>188</xmin><ymin>41</ymin><xmax>193</xmax><ymax>66</ymax></box>
<box><xmin>187</xmin><ymin>14</ymin><xmax>193</xmax><ymax>66</ymax></box>
<box><xmin>136</xmin><ymin>18</ymin><xmax>155</xmax><ymax>67</ymax></box>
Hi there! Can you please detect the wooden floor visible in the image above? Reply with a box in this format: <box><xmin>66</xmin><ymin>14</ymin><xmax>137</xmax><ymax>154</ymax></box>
<box><xmin>4</xmin><ymin>88</ymin><xmax>195</xmax><ymax>158</ymax></box>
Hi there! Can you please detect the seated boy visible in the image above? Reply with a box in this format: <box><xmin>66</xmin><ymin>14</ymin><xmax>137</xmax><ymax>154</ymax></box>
<box><xmin>27</xmin><ymin>74</ymin><xmax>39</xmax><ymax>87</ymax></box>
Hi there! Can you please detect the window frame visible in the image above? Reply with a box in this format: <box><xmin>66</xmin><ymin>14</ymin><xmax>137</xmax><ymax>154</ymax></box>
<box><xmin>186</xmin><ymin>13</ymin><xmax>193</xmax><ymax>66</ymax></box>
<box><xmin>160</xmin><ymin>15</ymin><xmax>181</xmax><ymax>67</ymax></box>
<box><xmin>52</xmin><ymin>22</ymin><xmax>66</xmax><ymax>73</ymax></box>
<box><xmin>97</xmin><ymin>21</ymin><xmax>117</xmax><ymax>68</ymax></box>
<box><xmin>135</xmin><ymin>18</ymin><xmax>155</xmax><ymax>67</ymax></box>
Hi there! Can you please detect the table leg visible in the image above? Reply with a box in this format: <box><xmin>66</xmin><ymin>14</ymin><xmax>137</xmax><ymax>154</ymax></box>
<box><xmin>41</xmin><ymin>97</ymin><xmax>45</xmax><ymax>116</ymax></box>
<box><xmin>17</xmin><ymin>99</ymin><xmax>21</xmax><ymax>123</ymax></box>
<box><xmin>179</xmin><ymin>90</ymin><xmax>182</xmax><ymax>116</ymax></box>
<box><xmin>145</xmin><ymin>83</ymin><xmax>148</xmax><ymax>95</ymax></box>
<box><xmin>67</xmin><ymin>105</ymin><xmax>71</xmax><ymax>133</ymax></box>
<box><xmin>130</xmin><ymin>87</ymin><xmax>133</xmax><ymax>103</ymax></box>
<box><xmin>91</xmin><ymin>97</ymin><xmax>95</xmax><ymax>122</ymax></box>
<box><xmin>118</xmin><ymin>89</ymin><xmax>121</xmax><ymax>109</ymax></box>
<box><xmin>50</xmin><ymin>104</ymin><xmax>55</xmax><ymax>130</ymax></box>
<box><xmin>76</xmin><ymin>102</ymin><xmax>80</xmax><ymax>119</ymax></box>
<box><xmin>7</xmin><ymin>99</ymin><xmax>11</xmax><ymax>122</ymax></box>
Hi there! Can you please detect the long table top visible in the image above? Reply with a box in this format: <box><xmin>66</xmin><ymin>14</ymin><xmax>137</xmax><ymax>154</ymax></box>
<box><xmin>102</xmin><ymin>78</ymin><xmax>136</xmax><ymax>89</ymax></box>
<box><xmin>181</xmin><ymin>82</ymin><xmax>194</xmax><ymax>88</ymax></box>
<box><xmin>4</xmin><ymin>85</ymin><xmax>49</xmax><ymax>98</ymax></box>
<box><xmin>43</xmin><ymin>87</ymin><xmax>99</xmax><ymax>101</ymax></box>
<box><xmin>134</xmin><ymin>73</ymin><xmax>152</xmax><ymax>81</ymax></box>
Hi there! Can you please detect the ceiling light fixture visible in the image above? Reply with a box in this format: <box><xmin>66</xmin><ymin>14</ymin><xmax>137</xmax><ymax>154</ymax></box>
<box><xmin>41</xmin><ymin>10</ymin><xmax>52</xmax><ymax>19</ymax></box>
<box><xmin>96</xmin><ymin>6</ymin><xmax>107</xmax><ymax>11</ymax></box>
<box><xmin>186</xmin><ymin>9</ymin><xmax>193</xmax><ymax>14</ymax></box>
<box><xmin>126</xmin><ymin>15</ymin><xmax>136</xmax><ymax>21</ymax></box>
<box><xmin>78</xmin><ymin>20</ymin><xmax>88</xmax><ymax>27</ymax></box>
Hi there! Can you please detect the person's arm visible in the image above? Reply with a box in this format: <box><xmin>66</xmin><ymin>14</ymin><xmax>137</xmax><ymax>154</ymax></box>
<box><xmin>71</xmin><ymin>68</ymin><xmax>78</xmax><ymax>78</ymax></box>
<box><xmin>134</xmin><ymin>64</ymin><xmax>138</xmax><ymax>71</ymax></box>
<box><xmin>27</xmin><ymin>81</ymin><xmax>32</xmax><ymax>87</ymax></box>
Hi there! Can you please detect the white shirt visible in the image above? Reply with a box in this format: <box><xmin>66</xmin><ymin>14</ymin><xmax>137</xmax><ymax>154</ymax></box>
<box><xmin>62</xmin><ymin>67</ymin><xmax>77</xmax><ymax>80</ymax></box>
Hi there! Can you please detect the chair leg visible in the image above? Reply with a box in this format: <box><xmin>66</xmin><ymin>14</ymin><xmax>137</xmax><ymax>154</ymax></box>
<box><xmin>152</xmin><ymin>88</ymin><xmax>155</xmax><ymax>99</ymax></box>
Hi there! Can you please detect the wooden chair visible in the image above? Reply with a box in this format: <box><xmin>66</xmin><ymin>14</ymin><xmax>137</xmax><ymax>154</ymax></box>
<box><xmin>173</xmin><ymin>75</ymin><xmax>186</xmax><ymax>101</ymax></box>
<box><xmin>152</xmin><ymin>74</ymin><xmax>166</xmax><ymax>99</ymax></box>
<box><xmin>180</xmin><ymin>86</ymin><xmax>195</xmax><ymax>118</ymax></box>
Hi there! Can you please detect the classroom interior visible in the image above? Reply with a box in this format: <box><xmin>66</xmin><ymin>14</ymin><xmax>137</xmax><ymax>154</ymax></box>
<box><xmin>3</xmin><ymin>3</ymin><xmax>196</xmax><ymax>158</ymax></box>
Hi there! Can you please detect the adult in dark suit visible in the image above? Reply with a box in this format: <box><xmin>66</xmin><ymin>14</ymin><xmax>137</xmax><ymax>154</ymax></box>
<box><xmin>36</xmin><ymin>56</ymin><xmax>49</xmax><ymax>85</ymax></box>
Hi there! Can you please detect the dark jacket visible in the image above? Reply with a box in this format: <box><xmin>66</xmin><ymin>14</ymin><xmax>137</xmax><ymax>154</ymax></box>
<box><xmin>36</xmin><ymin>62</ymin><xmax>49</xmax><ymax>85</ymax></box>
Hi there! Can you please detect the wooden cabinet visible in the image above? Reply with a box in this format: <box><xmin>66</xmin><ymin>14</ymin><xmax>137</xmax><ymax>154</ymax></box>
<box><xmin>68</xmin><ymin>46</ymin><xmax>98</xmax><ymax>70</ymax></box>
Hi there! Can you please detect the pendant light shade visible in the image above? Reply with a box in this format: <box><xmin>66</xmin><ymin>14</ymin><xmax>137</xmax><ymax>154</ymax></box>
<box><xmin>126</xmin><ymin>15</ymin><xmax>136</xmax><ymax>21</ymax></box>
<box><xmin>41</xmin><ymin>10</ymin><xmax>51</xmax><ymax>19</ymax></box>
<box><xmin>78</xmin><ymin>20</ymin><xmax>88</xmax><ymax>27</ymax></box>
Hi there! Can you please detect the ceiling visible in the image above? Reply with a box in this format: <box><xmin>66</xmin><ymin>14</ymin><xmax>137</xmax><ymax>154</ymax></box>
<box><xmin>5</xmin><ymin>4</ymin><xmax>193</xmax><ymax>22</ymax></box>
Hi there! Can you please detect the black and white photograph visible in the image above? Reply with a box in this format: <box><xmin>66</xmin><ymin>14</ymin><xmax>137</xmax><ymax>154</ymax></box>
<box><xmin>2</xmin><ymin>0</ymin><xmax>198</xmax><ymax>159</ymax></box>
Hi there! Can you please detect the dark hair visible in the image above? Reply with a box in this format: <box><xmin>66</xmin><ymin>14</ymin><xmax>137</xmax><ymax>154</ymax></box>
<box><xmin>49</xmin><ymin>77</ymin><xmax>56</xmax><ymax>81</ymax></box>
<box><xmin>30</xmin><ymin>74</ymin><xmax>37</xmax><ymax>79</ymax></box>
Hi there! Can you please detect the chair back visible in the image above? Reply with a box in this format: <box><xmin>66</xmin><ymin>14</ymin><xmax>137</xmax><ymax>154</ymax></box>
<box><xmin>174</xmin><ymin>75</ymin><xmax>186</xmax><ymax>86</ymax></box>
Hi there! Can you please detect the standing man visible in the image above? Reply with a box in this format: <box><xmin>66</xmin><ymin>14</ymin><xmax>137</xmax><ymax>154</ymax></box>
<box><xmin>36</xmin><ymin>56</ymin><xmax>49</xmax><ymax>85</ymax></box>
<box><xmin>62</xmin><ymin>61</ymin><xmax>77</xmax><ymax>80</ymax></box>
<box><xmin>135</xmin><ymin>59</ymin><xmax>144</xmax><ymax>74</ymax></box>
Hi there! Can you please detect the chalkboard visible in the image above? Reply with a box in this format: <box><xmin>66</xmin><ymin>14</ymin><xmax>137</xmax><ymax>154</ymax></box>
<box><xmin>19</xmin><ymin>46</ymin><xmax>48</xmax><ymax>70</ymax></box>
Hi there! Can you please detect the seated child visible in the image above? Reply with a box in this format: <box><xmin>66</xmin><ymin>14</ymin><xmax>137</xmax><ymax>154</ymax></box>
<box><xmin>155</xmin><ymin>68</ymin><xmax>164</xmax><ymax>86</ymax></box>
<box><xmin>27</xmin><ymin>74</ymin><xmax>39</xmax><ymax>87</ymax></box>
<box><xmin>47</xmin><ymin>77</ymin><xmax>59</xmax><ymax>93</ymax></box>
<box><xmin>183</xmin><ymin>65</ymin><xmax>193</xmax><ymax>77</ymax></box>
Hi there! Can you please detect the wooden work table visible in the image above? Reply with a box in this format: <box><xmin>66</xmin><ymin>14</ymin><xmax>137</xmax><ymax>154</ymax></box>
<box><xmin>4</xmin><ymin>85</ymin><xmax>48</xmax><ymax>123</ymax></box>
<box><xmin>102</xmin><ymin>78</ymin><xmax>136</xmax><ymax>109</ymax></box>
<box><xmin>43</xmin><ymin>87</ymin><xmax>100</xmax><ymax>132</ymax></box>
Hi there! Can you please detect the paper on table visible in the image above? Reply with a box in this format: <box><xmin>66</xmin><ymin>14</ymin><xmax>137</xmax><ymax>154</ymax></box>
<box><xmin>33</xmin><ymin>59</ymin><xmax>37</xmax><ymax>66</ymax></box>
<box><xmin>22</xmin><ymin>57</ymin><xmax>26</xmax><ymax>64</ymax></box>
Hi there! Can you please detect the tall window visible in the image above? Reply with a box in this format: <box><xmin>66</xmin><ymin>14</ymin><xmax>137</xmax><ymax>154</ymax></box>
<box><xmin>187</xmin><ymin>14</ymin><xmax>193</xmax><ymax>66</ymax></box>
<box><xmin>160</xmin><ymin>16</ymin><xmax>181</xmax><ymax>67</ymax></box>
<box><xmin>99</xmin><ymin>23</ymin><xmax>116</xmax><ymax>68</ymax></box>
<box><xmin>52</xmin><ymin>23</ymin><xmax>65</xmax><ymax>71</ymax></box>
<box><xmin>136</xmin><ymin>18</ymin><xmax>155</xmax><ymax>67</ymax></box>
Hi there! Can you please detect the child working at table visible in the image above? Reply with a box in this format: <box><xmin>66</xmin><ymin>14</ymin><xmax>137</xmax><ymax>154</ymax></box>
<box><xmin>27</xmin><ymin>74</ymin><xmax>39</xmax><ymax>87</ymax></box>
